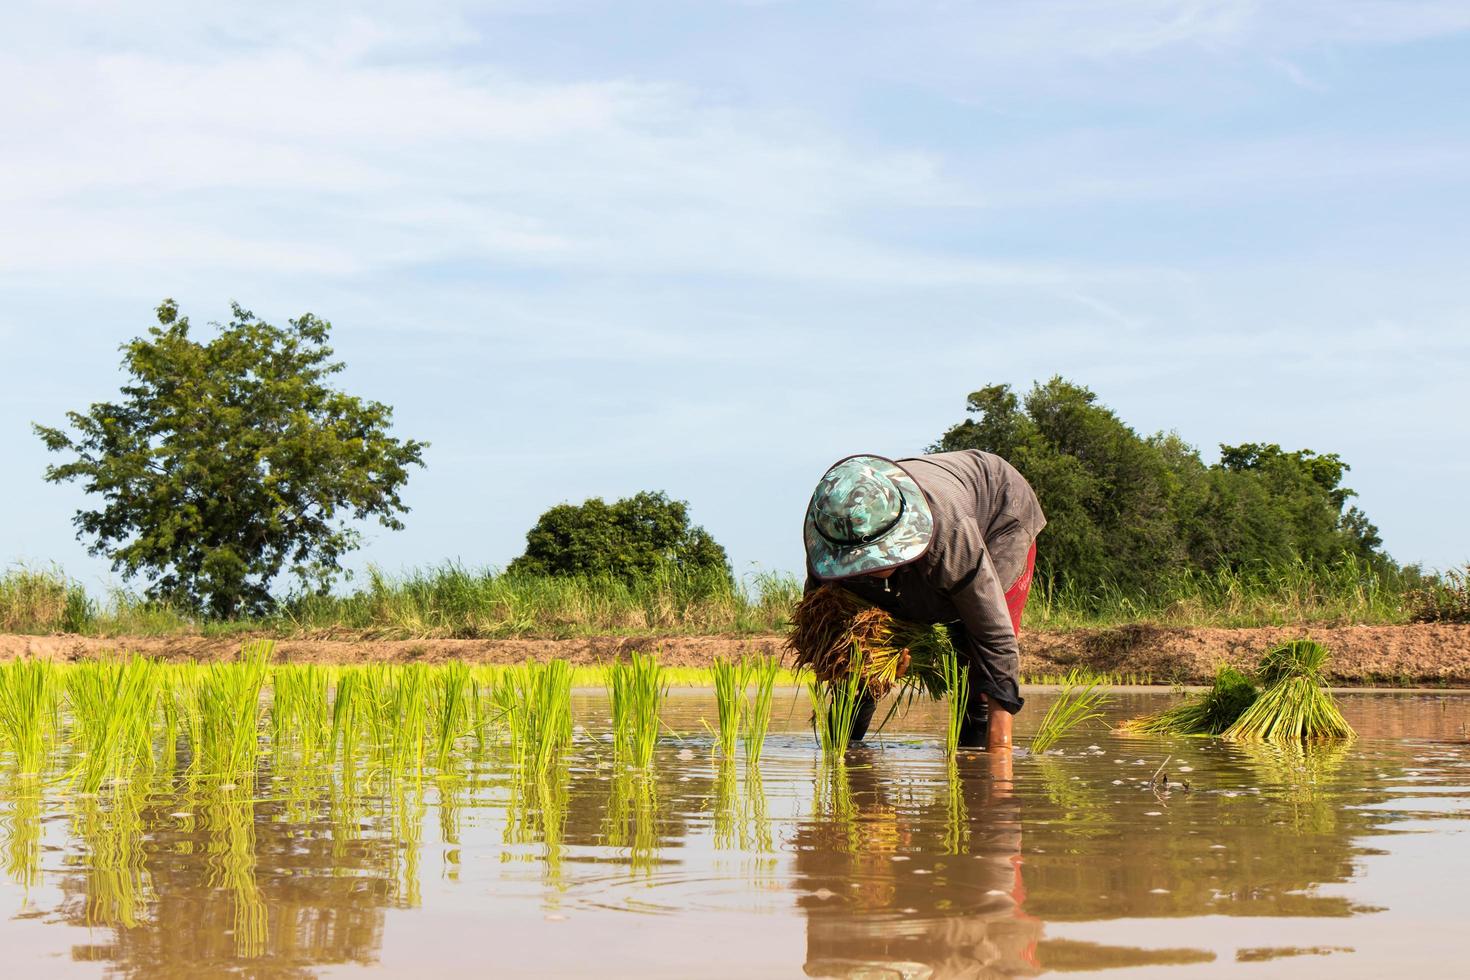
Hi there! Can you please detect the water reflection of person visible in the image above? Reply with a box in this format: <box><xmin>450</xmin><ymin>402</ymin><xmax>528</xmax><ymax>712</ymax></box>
<box><xmin>796</xmin><ymin>751</ymin><xmax>1041</xmax><ymax>979</ymax></box>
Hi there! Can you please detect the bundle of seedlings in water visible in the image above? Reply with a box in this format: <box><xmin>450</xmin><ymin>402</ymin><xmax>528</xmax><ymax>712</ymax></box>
<box><xmin>495</xmin><ymin>660</ymin><xmax>573</xmax><ymax>773</ymax></box>
<box><xmin>709</xmin><ymin>656</ymin><xmax>750</xmax><ymax>759</ymax></box>
<box><xmin>1223</xmin><ymin>639</ymin><xmax>1354</xmax><ymax>742</ymax></box>
<box><xmin>1029</xmin><ymin>669</ymin><xmax>1110</xmax><ymax>754</ymax></box>
<box><xmin>808</xmin><ymin>650</ymin><xmax>868</xmax><ymax>759</ymax></box>
<box><xmin>939</xmin><ymin>647</ymin><xmax>970</xmax><ymax>758</ymax></box>
<box><xmin>607</xmin><ymin>651</ymin><xmax>667</xmax><ymax>768</ymax></box>
<box><xmin>1120</xmin><ymin>665</ymin><xmax>1259</xmax><ymax>737</ymax></box>
<box><xmin>785</xmin><ymin>584</ymin><xmax>953</xmax><ymax>699</ymax></box>
<box><xmin>742</xmin><ymin>654</ymin><xmax>780</xmax><ymax>768</ymax></box>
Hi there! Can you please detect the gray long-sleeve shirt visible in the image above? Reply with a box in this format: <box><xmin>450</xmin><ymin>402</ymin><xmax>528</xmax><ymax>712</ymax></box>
<box><xmin>805</xmin><ymin>450</ymin><xmax>1046</xmax><ymax>713</ymax></box>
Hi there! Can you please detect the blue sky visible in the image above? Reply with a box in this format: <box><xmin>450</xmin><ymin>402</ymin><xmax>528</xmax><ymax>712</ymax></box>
<box><xmin>3</xmin><ymin>0</ymin><xmax>1468</xmax><ymax>595</ymax></box>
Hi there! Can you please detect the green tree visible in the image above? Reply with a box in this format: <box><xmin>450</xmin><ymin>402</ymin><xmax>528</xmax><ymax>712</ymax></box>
<box><xmin>34</xmin><ymin>300</ymin><xmax>427</xmax><ymax>618</ymax></box>
<box><xmin>932</xmin><ymin>377</ymin><xmax>1390</xmax><ymax>598</ymax></box>
<box><xmin>508</xmin><ymin>491</ymin><xmax>730</xmax><ymax>581</ymax></box>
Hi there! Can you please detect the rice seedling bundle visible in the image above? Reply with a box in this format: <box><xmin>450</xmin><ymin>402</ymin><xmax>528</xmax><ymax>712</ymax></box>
<box><xmin>607</xmin><ymin>651</ymin><xmax>667</xmax><ymax>768</ymax></box>
<box><xmin>193</xmin><ymin>645</ymin><xmax>270</xmax><ymax>777</ymax></box>
<box><xmin>65</xmin><ymin>657</ymin><xmax>161</xmax><ymax>793</ymax></box>
<box><xmin>939</xmin><ymin>647</ymin><xmax>970</xmax><ymax>757</ymax></box>
<box><xmin>785</xmin><ymin>585</ymin><xmax>954</xmax><ymax>698</ymax></box>
<box><xmin>808</xmin><ymin>650</ymin><xmax>867</xmax><ymax>759</ymax></box>
<box><xmin>742</xmin><ymin>654</ymin><xmax>780</xmax><ymax>768</ymax></box>
<box><xmin>0</xmin><ymin>659</ymin><xmax>61</xmax><ymax>776</ymax></box>
<box><xmin>710</xmin><ymin>656</ymin><xmax>749</xmax><ymax>759</ymax></box>
<box><xmin>1223</xmin><ymin>640</ymin><xmax>1354</xmax><ymax>741</ymax></box>
<box><xmin>431</xmin><ymin>661</ymin><xmax>474</xmax><ymax>770</ymax></box>
<box><xmin>270</xmin><ymin>665</ymin><xmax>331</xmax><ymax>765</ymax></box>
<box><xmin>495</xmin><ymin>660</ymin><xmax>573</xmax><ymax>773</ymax></box>
<box><xmin>1029</xmin><ymin>669</ymin><xmax>1110</xmax><ymax>753</ymax></box>
<box><xmin>1120</xmin><ymin>665</ymin><xmax>1258</xmax><ymax>737</ymax></box>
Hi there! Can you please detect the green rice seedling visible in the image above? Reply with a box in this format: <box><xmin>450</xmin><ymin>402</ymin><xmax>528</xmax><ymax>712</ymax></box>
<box><xmin>0</xmin><ymin>660</ymin><xmax>62</xmax><ymax>776</ymax></box>
<box><xmin>431</xmin><ymin>661</ymin><xmax>473</xmax><ymax>771</ymax></box>
<box><xmin>193</xmin><ymin>644</ymin><xmax>271</xmax><ymax>778</ymax></box>
<box><xmin>1120</xmin><ymin>665</ymin><xmax>1259</xmax><ymax>737</ymax></box>
<box><xmin>939</xmin><ymin>646</ymin><xmax>970</xmax><ymax>758</ymax></box>
<box><xmin>1029</xmin><ymin>669</ymin><xmax>1110</xmax><ymax>753</ymax></box>
<box><xmin>743</xmin><ymin>654</ymin><xmax>780</xmax><ymax>769</ymax></box>
<box><xmin>709</xmin><ymin>656</ymin><xmax>750</xmax><ymax>759</ymax></box>
<box><xmin>1224</xmin><ymin>639</ymin><xmax>1354</xmax><ymax>741</ymax></box>
<box><xmin>495</xmin><ymin>660</ymin><xmax>573</xmax><ymax>773</ymax></box>
<box><xmin>808</xmin><ymin>651</ymin><xmax>867</xmax><ymax>759</ymax></box>
<box><xmin>271</xmin><ymin>664</ymin><xmax>331</xmax><ymax>765</ymax></box>
<box><xmin>388</xmin><ymin>664</ymin><xmax>431</xmax><ymax>775</ymax></box>
<box><xmin>66</xmin><ymin>657</ymin><xmax>161</xmax><ymax>793</ymax></box>
<box><xmin>331</xmin><ymin>667</ymin><xmax>364</xmax><ymax>765</ymax></box>
<box><xmin>607</xmin><ymin>652</ymin><xmax>667</xmax><ymax>769</ymax></box>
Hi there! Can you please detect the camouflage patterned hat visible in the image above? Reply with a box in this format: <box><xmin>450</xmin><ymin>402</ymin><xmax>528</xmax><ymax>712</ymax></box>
<box><xmin>804</xmin><ymin>454</ymin><xmax>933</xmax><ymax>580</ymax></box>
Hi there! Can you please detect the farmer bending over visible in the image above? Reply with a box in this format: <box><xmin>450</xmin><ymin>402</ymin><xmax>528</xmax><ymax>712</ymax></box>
<box><xmin>803</xmin><ymin>450</ymin><xmax>1045</xmax><ymax>751</ymax></box>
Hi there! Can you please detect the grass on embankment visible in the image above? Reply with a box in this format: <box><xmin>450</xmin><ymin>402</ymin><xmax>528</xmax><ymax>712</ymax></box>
<box><xmin>3</xmin><ymin>557</ymin><xmax>1463</xmax><ymax>641</ymax></box>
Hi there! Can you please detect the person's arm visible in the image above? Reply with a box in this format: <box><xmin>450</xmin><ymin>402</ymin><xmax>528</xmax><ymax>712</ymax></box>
<box><xmin>941</xmin><ymin>536</ymin><xmax>1025</xmax><ymax>747</ymax></box>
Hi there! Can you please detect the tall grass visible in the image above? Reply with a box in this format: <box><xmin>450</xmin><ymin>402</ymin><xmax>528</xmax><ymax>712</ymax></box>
<box><xmin>2</xmin><ymin>556</ymin><xmax>1432</xmax><ymax>638</ymax></box>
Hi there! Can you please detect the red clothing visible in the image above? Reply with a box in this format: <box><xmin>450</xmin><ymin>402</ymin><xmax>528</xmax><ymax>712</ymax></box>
<box><xmin>1004</xmin><ymin>540</ymin><xmax>1037</xmax><ymax>636</ymax></box>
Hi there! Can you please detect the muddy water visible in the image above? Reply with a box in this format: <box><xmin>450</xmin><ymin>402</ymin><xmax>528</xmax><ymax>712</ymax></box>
<box><xmin>1</xmin><ymin>689</ymin><xmax>1468</xmax><ymax>978</ymax></box>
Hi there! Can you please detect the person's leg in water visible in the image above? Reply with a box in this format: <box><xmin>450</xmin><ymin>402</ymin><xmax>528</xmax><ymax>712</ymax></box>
<box><xmin>848</xmin><ymin>689</ymin><xmax>879</xmax><ymax>743</ymax></box>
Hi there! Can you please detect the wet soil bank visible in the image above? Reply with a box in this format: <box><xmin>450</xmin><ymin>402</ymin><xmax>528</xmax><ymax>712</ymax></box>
<box><xmin>3</xmin><ymin>623</ymin><xmax>1469</xmax><ymax>685</ymax></box>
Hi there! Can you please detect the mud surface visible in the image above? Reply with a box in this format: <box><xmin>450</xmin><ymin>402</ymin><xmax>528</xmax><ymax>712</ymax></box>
<box><xmin>3</xmin><ymin>623</ymin><xmax>1469</xmax><ymax>684</ymax></box>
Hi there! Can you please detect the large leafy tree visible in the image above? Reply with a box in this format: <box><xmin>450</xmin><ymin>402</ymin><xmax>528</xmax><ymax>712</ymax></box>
<box><xmin>508</xmin><ymin>491</ymin><xmax>730</xmax><ymax>582</ymax></box>
<box><xmin>34</xmin><ymin>300</ymin><xmax>427</xmax><ymax>618</ymax></box>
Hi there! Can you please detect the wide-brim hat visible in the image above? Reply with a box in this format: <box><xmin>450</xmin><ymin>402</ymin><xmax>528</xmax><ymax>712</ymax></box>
<box><xmin>804</xmin><ymin>454</ymin><xmax>934</xmax><ymax>580</ymax></box>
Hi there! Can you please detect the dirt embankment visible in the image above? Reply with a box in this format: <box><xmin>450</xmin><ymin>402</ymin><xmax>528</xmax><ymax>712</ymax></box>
<box><xmin>3</xmin><ymin>623</ymin><xmax>1469</xmax><ymax>685</ymax></box>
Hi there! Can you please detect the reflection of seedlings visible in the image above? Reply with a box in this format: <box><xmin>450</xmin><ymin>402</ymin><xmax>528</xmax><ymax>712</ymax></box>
<box><xmin>1035</xmin><ymin>758</ymin><xmax>1115</xmax><ymax>839</ymax></box>
<box><xmin>1239</xmin><ymin>740</ymin><xmax>1352</xmax><ymax>835</ymax></box>
<box><xmin>387</xmin><ymin>780</ymin><xmax>427</xmax><ymax>907</ymax></box>
<box><xmin>202</xmin><ymin>781</ymin><xmax>267</xmax><ymax>957</ymax></box>
<box><xmin>3</xmin><ymin>786</ymin><xmax>43</xmax><ymax>893</ymax></box>
<box><xmin>713</xmin><ymin>758</ymin><xmax>739</xmax><ymax>850</ymax></box>
<box><xmin>506</xmin><ymin>765</ymin><xmax>572</xmax><ymax>890</ymax></box>
<box><xmin>603</xmin><ymin>768</ymin><xmax>660</xmax><ymax>876</ymax></box>
<box><xmin>942</xmin><ymin>762</ymin><xmax>969</xmax><ymax>855</ymax></box>
<box><xmin>1030</xmin><ymin>670</ymin><xmax>1110</xmax><ymax>753</ymax></box>
<box><xmin>76</xmin><ymin>783</ymin><xmax>153</xmax><ymax>928</ymax></box>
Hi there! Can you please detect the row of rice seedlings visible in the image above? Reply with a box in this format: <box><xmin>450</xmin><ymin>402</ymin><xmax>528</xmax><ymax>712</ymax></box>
<box><xmin>1223</xmin><ymin>640</ymin><xmax>1355</xmax><ymax>741</ymax></box>
<box><xmin>1120</xmin><ymin>665</ymin><xmax>1258</xmax><ymax>737</ymax></box>
<box><xmin>0</xmin><ymin>660</ymin><xmax>62</xmax><ymax>777</ymax></box>
<box><xmin>1029</xmin><ymin>668</ymin><xmax>1110</xmax><ymax>753</ymax></box>
<box><xmin>1022</xmin><ymin>670</ymin><xmax>1155</xmax><ymax>686</ymax></box>
<box><xmin>495</xmin><ymin>661</ymin><xmax>573</xmax><ymax>773</ymax></box>
<box><xmin>608</xmin><ymin>651</ymin><xmax>668</xmax><ymax>768</ymax></box>
<box><xmin>808</xmin><ymin>650</ymin><xmax>868</xmax><ymax>759</ymax></box>
<box><xmin>939</xmin><ymin>647</ymin><xmax>970</xmax><ymax>757</ymax></box>
<box><xmin>431</xmin><ymin>661</ymin><xmax>476</xmax><ymax>771</ymax></box>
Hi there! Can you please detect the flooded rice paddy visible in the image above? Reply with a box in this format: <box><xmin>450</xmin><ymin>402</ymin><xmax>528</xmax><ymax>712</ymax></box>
<box><xmin>2</xmin><ymin>687</ymin><xmax>1468</xmax><ymax>978</ymax></box>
